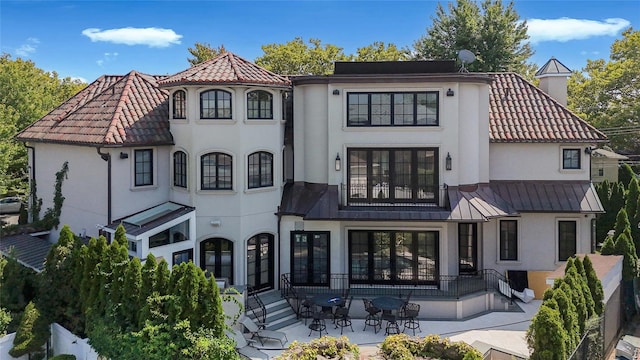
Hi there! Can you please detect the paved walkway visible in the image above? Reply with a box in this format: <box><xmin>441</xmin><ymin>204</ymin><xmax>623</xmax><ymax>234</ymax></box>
<box><xmin>256</xmin><ymin>300</ymin><xmax>542</xmax><ymax>359</ymax></box>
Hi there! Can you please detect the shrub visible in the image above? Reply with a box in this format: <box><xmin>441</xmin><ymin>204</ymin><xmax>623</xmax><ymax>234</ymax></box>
<box><xmin>380</xmin><ymin>334</ymin><xmax>482</xmax><ymax>360</ymax></box>
<box><xmin>276</xmin><ymin>336</ymin><xmax>359</xmax><ymax>360</ymax></box>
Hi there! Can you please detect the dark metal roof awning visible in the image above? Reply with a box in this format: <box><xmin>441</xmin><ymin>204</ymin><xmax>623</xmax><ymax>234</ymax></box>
<box><xmin>0</xmin><ymin>234</ymin><xmax>52</xmax><ymax>272</ymax></box>
<box><xmin>448</xmin><ymin>184</ymin><xmax>519</xmax><ymax>221</ymax></box>
<box><xmin>489</xmin><ymin>181</ymin><xmax>604</xmax><ymax>213</ymax></box>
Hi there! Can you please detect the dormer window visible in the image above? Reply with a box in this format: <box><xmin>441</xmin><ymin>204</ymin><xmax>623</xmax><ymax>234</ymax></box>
<box><xmin>200</xmin><ymin>90</ymin><xmax>232</xmax><ymax>119</ymax></box>
<box><xmin>173</xmin><ymin>90</ymin><xmax>186</xmax><ymax>119</ymax></box>
<box><xmin>247</xmin><ymin>90</ymin><xmax>273</xmax><ymax>119</ymax></box>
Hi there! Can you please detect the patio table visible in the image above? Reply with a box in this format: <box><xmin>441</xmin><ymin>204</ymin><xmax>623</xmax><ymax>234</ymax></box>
<box><xmin>372</xmin><ymin>296</ymin><xmax>405</xmax><ymax>311</ymax></box>
<box><xmin>312</xmin><ymin>294</ymin><xmax>343</xmax><ymax>320</ymax></box>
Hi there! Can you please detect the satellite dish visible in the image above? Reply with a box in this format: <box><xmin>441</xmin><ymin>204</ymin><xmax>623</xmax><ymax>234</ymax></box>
<box><xmin>458</xmin><ymin>49</ymin><xmax>476</xmax><ymax>72</ymax></box>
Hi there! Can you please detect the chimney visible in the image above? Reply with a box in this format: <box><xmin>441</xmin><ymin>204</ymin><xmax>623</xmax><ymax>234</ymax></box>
<box><xmin>535</xmin><ymin>57</ymin><xmax>572</xmax><ymax>106</ymax></box>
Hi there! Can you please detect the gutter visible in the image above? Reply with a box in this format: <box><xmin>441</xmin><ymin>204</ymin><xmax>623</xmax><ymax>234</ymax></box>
<box><xmin>96</xmin><ymin>148</ymin><xmax>112</xmax><ymax>225</ymax></box>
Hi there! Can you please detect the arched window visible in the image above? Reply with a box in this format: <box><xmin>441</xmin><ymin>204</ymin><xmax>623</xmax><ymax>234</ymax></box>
<box><xmin>200</xmin><ymin>90</ymin><xmax>232</xmax><ymax>119</ymax></box>
<box><xmin>248</xmin><ymin>152</ymin><xmax>273</xmax><ymax>189</ymax></box>
<box><xmin>247</xmin><ymin>90</ymin><xmax>273</xmax><ymax>119</ymax></box>
<box><xmin>173</xmin><ymin>151</ymin><xmax>187</xmax><ymax>188</ymax></box>
<box><xmin>172</xmin><ymin>90</ymin><xmax>186</xmax><ymax>119</ymax></box>
<box><xmin>201</xmin><ymin>152</ymin><xmax>232</xmax><ymax>190</ymax></box>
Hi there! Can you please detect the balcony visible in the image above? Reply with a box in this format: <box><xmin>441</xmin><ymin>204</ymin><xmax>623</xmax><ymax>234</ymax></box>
<box><xmin>340</xmin><ymin>183</ymin><xmax>446</xmax><ymax>207</ymax></box>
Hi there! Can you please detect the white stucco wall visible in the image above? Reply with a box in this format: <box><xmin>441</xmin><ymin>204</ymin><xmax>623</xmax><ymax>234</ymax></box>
<box><xmin>482</xmin><ymin>213</ymin><xmax>595</xmax><ymax>274</ymax></box>
<box><xmin>294</xmin><ymin>80</ymin><xmax>492</xmax><ymax>191</ymax></box>
<box><xmin>164</xmin><ymin>85</ymin><xmax>285</xmax><ymax>285</ymax></box>
<box><xmin>490</xmin><ymin>143</ymin><xmax>591</xmax><ymax>181</ymax></box>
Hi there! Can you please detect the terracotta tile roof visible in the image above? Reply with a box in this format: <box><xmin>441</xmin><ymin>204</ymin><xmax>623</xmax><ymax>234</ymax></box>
<box><xmin>158</xmin><ymin>52</ymin><xmax>290</xmax><ymax>87</ymax></box>
<box><xmin>17</xmin><ymin>71</ymin><xmax>172</xmax><ymax>146</ymax></box>
<box><xmin>489</xmin><ymin>73</ymin><xmax>607</xmax><ymax>143</ymax></box>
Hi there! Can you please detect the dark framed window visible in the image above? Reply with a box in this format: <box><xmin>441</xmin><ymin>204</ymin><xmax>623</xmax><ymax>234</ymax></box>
<box><xmin>173</xmin><ymin>90</ymin><xmax>186</xmax><ymax>119</ymax></box>
<box><xmin>558</xmin><ymin>221</ymin><xmax>577</xmax><ymax>261</ymax></box>
<box><xmin>291</xmin><ymin>231</ymin><xmax>329</xmax><ymax>286</ymax></box>
<box><xmin>200</xmin><ymin>238</ymin><xmax>233</xmax><ymax>283</ymax></box>
<box><xmin>247</xmin><ymin>90</ymin><xmax>273</xmax><ymax>119</ymax></box>
<box><xmin>248</xmin><ymin>152</ymin><xmax>273</xmax><ymax>189</ymax></box>
<box><xmin>247</xmin><ymin>233</ymin><xmax>274</xmax><ymax>292</ymax></box>
<box><xmin>173</xmin><ymin>151</ymin><xmax>187</xmax><ymax>188</ymax></box>
<box><xmin>347</xmin><ymin>92</ymin><xmax>438</xmax><ymax>126</ymax></box>
<box><xmin>134</xmin><ymin>149</ymin><xmax>153</xmax><ymax>186</ymax></box>
<box><xmin>349</xmin><ymin>230</ymin><xmax>439</xmax><ymax>285</ymax></box>
<box><xmin>201</xmin><ymin>152</ymin><xmax>232</xmax><ymax>190</ymax></box>
<box><xmin>499</xmin><ymin>220</ymin><xmax>518</xmax><ymax>261</ymax></box>
<box><xmin>173</xmin><ymin>249</ymin><xmax>193</xmax><ymax>266</ymax></box>
<box><xmin>458</xmin><ymin>223</ymin><xmax>477</xmax><ymax>273</ymax></box>
<box><xmin>200</xmin><ymin>90</ymin><xmax>232</xmax><ymax>119</ymax></box>
<box><xmin>149</xmin><ymin>220</ymin><xmax>189</xmax><ymax>248</ymax></box>
<box><xmin>562</xmin><ymin>149</ymin><xmax>581</xmax><ymax>169</ymax></box>
<box><xmin>347</xmin><ymin>148</ymin><xmax>438</xmax><ymax>204</ymax></box>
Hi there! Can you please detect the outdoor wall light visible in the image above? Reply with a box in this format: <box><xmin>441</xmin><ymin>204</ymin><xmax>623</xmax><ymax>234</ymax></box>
<box><xmin>119</xmin><ymin>152</ymin><xmax>129</xmax><ymax>159</ymax></box>
<box><xmin>584</xmin><ymin>146</ymin><xmax>594</xmax><ymax>154</ymax></box>
<box><xmin>335</xmin><ymin>153</ymin><xmax>341</xmax><ymax>171</ymax></box>
<box><xmin>332</xmin><ymin>89</ymin><xmax>340</xmax><ymax>95</ymax></box>
<box><xmin>446</xmin><ymin>88</ymin><xmax>455</xmax><ymax>97</ymax></box>
<box><xmin>445</xmin><ymin>152</ymin><xmax>452</xmax><ymax>171</ymax></box>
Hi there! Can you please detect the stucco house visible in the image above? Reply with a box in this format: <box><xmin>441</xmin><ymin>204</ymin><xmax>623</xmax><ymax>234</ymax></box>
<box><xmin>17</xmin><ymin>54</ymin><xmax>607</xmax><ymax>318</ymax></box>
<box><xmin>591</xmin><ymin>147</ymin><xmax>629</xmax><ymax>184</ymax></box>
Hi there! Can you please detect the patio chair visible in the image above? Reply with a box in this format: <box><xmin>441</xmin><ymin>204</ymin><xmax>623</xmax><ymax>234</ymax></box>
<box><xmin>297</xmin><ymin>291</ymin><xmax>314</xmax><ymax>324</ymax></box>
<box><xmin>308</xmin><ymin>310</ymin><xmax>328</xmax><ymax>337</ymax></box>
<box><xmin>240</xmin><ymin>317</ymin><xmax>288</xmax><ymax>347</ymax></box>
<box><xmin>225</xmin><ymin>329</ymin><xmax>270</xmax><ymax>360</ymax></box>
<box><xmin>334</xmin><ymin>295</ymin><xmax>354</xmax><ymax>335</ymax></box>
<box><xmin>401</xmin><ymin>302</ymin><xmax>421</xmax><ymax>336</ymax></box>
<box><xmin>362</xmin><ymin>298</ymin><xmax>381</xmax><ymax>333</ymax></box>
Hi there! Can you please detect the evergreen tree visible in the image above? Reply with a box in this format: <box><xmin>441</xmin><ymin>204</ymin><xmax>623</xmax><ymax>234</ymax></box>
<box><xmin>527</xmin><ymin>303</ymin><xmax>568</xmax><ymax>360</ymax></box>
<box><xmin>38</xmin><ymin>225</ymin><xmax>82</xmax><ymax>331</ymax></box>
<box><xmin>114</xmin><ymin>223</ymin><xmax>127</xmax><ymax>247</ymax></box>
<box><xmin>170</xmin><ymin>262</ymin><xmax>200</xmax><ymax>325</ymax></box>
<box><xmin>187</xmin><ymin>42</ymin><xmax>227</xmax><ymax>66</ymax></box>
<box><xmin>122</xmin><ymin>257</ymin><xmax>142</xmax><ymax>331</ymax></box>
<box><xmin>600</xmin><ymin>234</ymin><xmax>616</xmax><ymax>255</ymax></box>
<box><xmin>583</xmin><ymin>255</ymin><xmax>605</xmax><ymax>316</ymax></box>
<box><xmin>84</xmin><ymin>236</ymin><xmax>107</xmax><ymax>316</ymax></box>
<box><xmin>596</xmin><ymin>180</ymin><xmax>613</xmax><ymax>244</ymax></box>
<box><xmin>614</xmin><ymin>232</ymin><xmax>639</xmax><ymax>281</ymax></box>
<box><xmin>614</xmin><ymin>208</ymin><xmax>632</xmax><ymax>239</ymax></box>
<box><xmin>552</xmin><ymin>287</ymin><xmax>580</xmax><ymax>356</ymax></box>
<box><xmin>562</xmin><ymin>268</ymin><xmax>589</xmax><ymax>333</ymax></box>
<box><xmin>9</xmin><ymin>301</ymin><xmax>50</xmax><ymax>358</ymax></box>
<box><xmin>627</xmin><ymin>177</ymin><xmax>639</xmax><ymax>221</ymax></box>
<box><xmin>610</xmin><ymin>182</ymin><xmax>627</xmax><ymax>219</ymax></box>
<box><xmin>197</xmin><ymin>273</ymin><xmax>225</xmax><ymax>335</ymax></box>
<box><xmin>140</xmin><ymin>254</ymin><xmax>158</xmax><ymax>302</ymax></box>
<box><xmin>619</xmin><ymin>163</ymin><xmax>636</xmax><ymax>188</ymax></box>
<box><xmin>154</xmin><ymin>259</ymin><xmax>170</xmax><ymax>296</ymax></box>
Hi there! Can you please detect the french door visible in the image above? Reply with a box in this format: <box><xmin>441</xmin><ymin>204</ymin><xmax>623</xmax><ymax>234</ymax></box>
<box><xmin>247</xmin><ymin>233</ymin><xmax>274</xmax><ymax>292</ymax></box>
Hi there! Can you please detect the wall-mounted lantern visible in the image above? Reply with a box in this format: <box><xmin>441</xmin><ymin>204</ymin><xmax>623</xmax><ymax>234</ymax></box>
<box><xmin>335</xmin><ymin>153</ymin><xmax>341</xmax><ymax>171</ymax></box>
<box><xmin>445</xmin><ymin>152</ymin><xmax>452</xmax><ymax>171</ymax></box>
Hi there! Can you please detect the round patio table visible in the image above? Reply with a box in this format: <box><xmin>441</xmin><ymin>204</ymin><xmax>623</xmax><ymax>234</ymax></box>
<box><xmin>312</xmin><ymin>294</ymin><xmax>343</xmax><ymax>307</ymax></box>
<box><xmin>372</xmin><ymin>296</ymin><xmax>405</xmax><ymax>311</ymax></box>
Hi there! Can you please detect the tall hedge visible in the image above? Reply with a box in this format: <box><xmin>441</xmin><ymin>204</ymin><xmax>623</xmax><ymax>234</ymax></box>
<box><xmin>583</xmin><ymin>255</ymin><xmax>605</xmax><ymax>315</ymax></box>
<box><xmin>9</xmin><ymin>301</ymin><xmax>49</xmax><ymax>358</ymax></box>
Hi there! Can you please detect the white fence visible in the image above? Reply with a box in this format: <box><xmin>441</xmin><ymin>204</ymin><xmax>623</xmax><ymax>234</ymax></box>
<box><xmin>51</xmin><ymin>323</ymin><xmax>99</xmax><ymax>360</ymax></box>
<box><xmin>0</xmin><ymin>332</ymin><xmax>28</xmax><ymax>360</ymax></box>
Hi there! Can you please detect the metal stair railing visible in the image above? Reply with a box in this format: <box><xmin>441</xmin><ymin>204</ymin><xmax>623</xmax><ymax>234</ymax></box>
<box><xmin>245</xmin><ymin>287</ymin><xmax>267</xmax><ymax>327</ymax></box>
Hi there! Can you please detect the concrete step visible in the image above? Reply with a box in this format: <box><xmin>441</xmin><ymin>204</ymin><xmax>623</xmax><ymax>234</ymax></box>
<box><xmin>246</xmin><ymin>290</ymin><xmax>300</xmax><ymax>331</ymax></box>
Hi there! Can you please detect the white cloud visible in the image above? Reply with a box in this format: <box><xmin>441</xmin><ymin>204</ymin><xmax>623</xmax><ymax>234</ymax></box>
<box><xmin>526</xmin><ymin>17</ymin><xmax>630</xmax><ymax>43</ymax></box>
<box><xmin>15</xmin><ymin>37</ymin><xmax>40</xmax><ymax>57</ymax></box>
<box><xmin>82</xmin><ymin>27</ymin><xmax>182</xmax><ymax>48</ymax></box>
<box><xmin>96</xmin><ymin>52</ymin><xmax>119</xmax><ymax>67</ymax></box>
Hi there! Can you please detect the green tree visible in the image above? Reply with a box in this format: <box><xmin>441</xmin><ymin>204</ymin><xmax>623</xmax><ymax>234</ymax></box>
<box><xmin>551</xmin><ymin>287</ymin><xmax>580</xmax><ymax>357</ymax></box>
<box><xmin>122</xmin><ymin>257</ymin><xmax>142</xmax><ymax>331</ymax></box>
<box><xmin>527</xmin><ymin>302</ymin><xmax>568</xmax><ymax>360</ymax></box>
<box><xmin>626</xmin><ymin>177</ymin><xmax>640</xmax><ymax>254</ymax></box>
<box><xmin>583</xmin><ymin>255</ymin><xmax>605</xmax><ymax>315</ymax></box>
<box><xmin>0</xmin><ymin>54</ymin><xmax>85</xmax><ymax>196</ymax></box>
<box><xmin>412</xmin><ymin>0</ymin><xmax>534</xmax><ymax>74</ymax></box>
<box><xmin>155</xmin><ymin>259</ymin><xmax>170</xmax><ymax>296</ymax></box>
<box><xmin>620</xmin><ymin>164</ymin><xmax>637</xmax><ymax>191</ymax></box>
<box><xmin>9</xmin><ymin>301</ymin><xmax>50</xmax><ymax>358</ymax></box>
<box><xmin>568</xmin><ymin>28</ymin><xmax>640</xmax><ymax>154</ymax></box>
<box><xmin>140</xmin><ymin>254</ymin><xmax>158</xmax><ymax>303</ymax></box>
<box><xmin>614</xmin><ymin>232</ymin><xmax>639</xmax><ymax>281</ymax></box>
<box><xmin>614</xmin><ymin>207</ymin><xmax>632</xmax><ymax>239</ymax></box>
<box><xmin>114</xmin><ymin>223</ymin><xmax>127</xmax><ymax>247</ymax></box>
<box><xmin>600</xmin><ymin>233</ymin><xmax>616</xmax><ymax>255</ymax></box>
<box><xmin>564</xmin><ymin>265</ymin><xmax>592</xmax><ymax>329</ymax></box>
<box><xmin>354</xmin><ymin>42</ymin><xmax>409</xmax><ymax>61</ymax></box>
<box><xmin>187</xmin><ymin>42</ymin><xmax>227</xmax><ymax>66</ymax></box>
<box><xmin>256</xmin><ymin>37</ymin><xmax>351</xmax><ymax>75</ymax></box>
<box><xmin>38</xmin><ymin>225</ymin><xmax>82</xmax><ymax>332</ymax></box>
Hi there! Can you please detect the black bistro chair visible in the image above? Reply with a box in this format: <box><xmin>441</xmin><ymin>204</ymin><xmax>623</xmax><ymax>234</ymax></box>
<box><xmin>362</xmin><ymin>298</ymin><xmax>382</xmax><ymax>333</ymax></box>
<box><xmin>334</xmin><ymin>296</ymin><xmax>354</xmax><ymax>335</ymax></box>
<box><xmin>401</xmin><ymin>302</ymin><xmax>421</xmax><ymax>335</ymax></box>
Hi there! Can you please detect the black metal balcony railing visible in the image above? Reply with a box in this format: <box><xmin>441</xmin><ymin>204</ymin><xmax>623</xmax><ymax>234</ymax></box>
<box><xmin>280</xmin><ymin>269</ymin><xmax>512</xmax><ymax>302</ymax></box>
<box><xmin>340</xmin><ymin>183</ymin><xmax>446</xmax><ymax>207</ymax></box>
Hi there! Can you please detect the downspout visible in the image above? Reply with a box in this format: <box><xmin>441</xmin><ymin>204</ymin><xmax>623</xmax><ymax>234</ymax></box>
<box><xmin>276</xmin><ymin>206</ymin><xmax>282</xmax><ymax>291</ymax></box>
<box><xmin>24</xmin><ymin>144</ymin><xmax>35</xmax><ymax>222</ymax></box>
<box><xmin>96</xmin><ymin>148</ymin><xmax>112</xmax><ymax>225</ymax></box>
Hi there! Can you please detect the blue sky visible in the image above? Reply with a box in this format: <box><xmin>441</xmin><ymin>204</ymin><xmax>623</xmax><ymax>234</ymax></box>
<box><xmin>1</xmin><ymin>0</ymin><xmax>638</xmax><ymax>83</ymax></box>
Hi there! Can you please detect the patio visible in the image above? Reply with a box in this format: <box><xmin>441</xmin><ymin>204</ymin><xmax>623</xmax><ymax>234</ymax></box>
<box><xmin>252</xmin><ymin>299</ymin><xmax>541</xmax><ymax>359</ymax></box>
